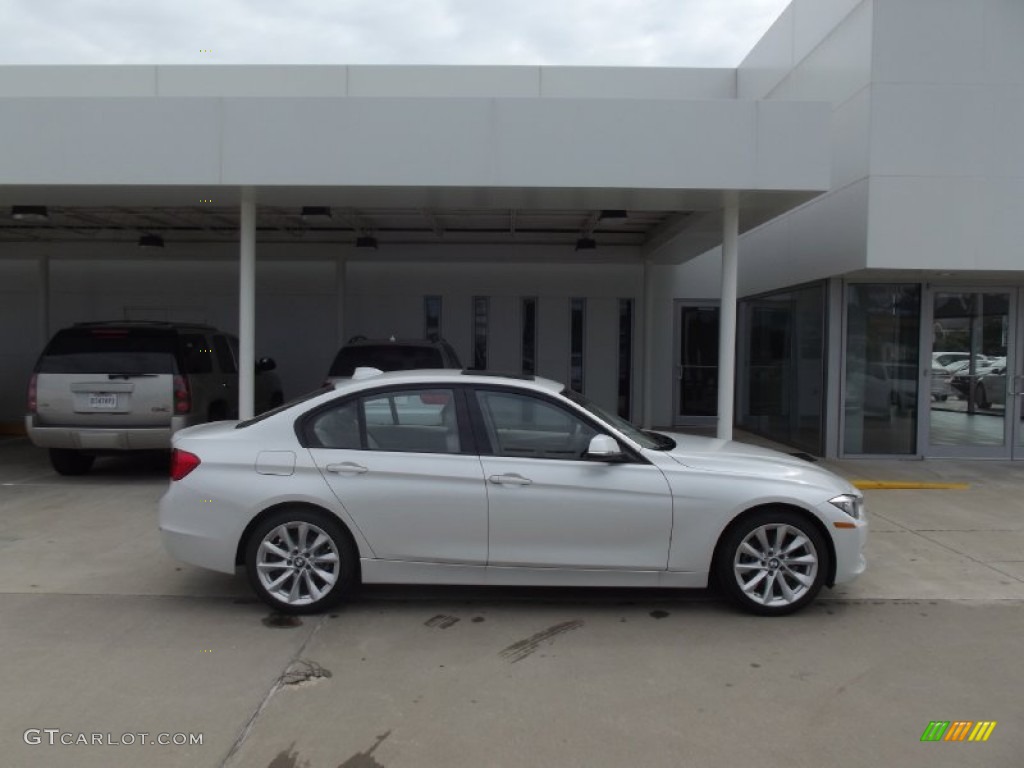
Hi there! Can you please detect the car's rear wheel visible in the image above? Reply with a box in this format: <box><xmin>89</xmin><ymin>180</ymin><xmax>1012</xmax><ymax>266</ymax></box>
<box><xmin>245</xmin><ymin>507</ymin><xmax>357</xmax><ymax>614</ymax></box>
<box><xmin>716</xmin><ymin>509</ymin><xmax>829</xmax><ymax>616</ymax></box>
<box><xmin>49</xmin><ymin>449</ymin><xmax>95</xmax><ymax>476</ymax></box>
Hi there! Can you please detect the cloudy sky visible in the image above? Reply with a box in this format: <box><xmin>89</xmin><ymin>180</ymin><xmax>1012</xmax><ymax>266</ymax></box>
<box><xmin>0</xmin><ymin>0</ymin><xmax>790</xmax><ymax>67</ymax></box>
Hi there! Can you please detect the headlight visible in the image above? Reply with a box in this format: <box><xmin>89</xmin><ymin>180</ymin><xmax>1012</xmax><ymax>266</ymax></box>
<box><xmin>829</xmin><ymin>493</ymin><xmax>864</xmax><ymax>520</ymax></box>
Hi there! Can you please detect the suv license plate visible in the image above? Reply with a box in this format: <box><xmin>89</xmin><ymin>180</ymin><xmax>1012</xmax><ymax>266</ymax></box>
<box><xmin>89</xmin><ymin>394</ymin><xmax>118</xmax><ymax>409</ymax></box>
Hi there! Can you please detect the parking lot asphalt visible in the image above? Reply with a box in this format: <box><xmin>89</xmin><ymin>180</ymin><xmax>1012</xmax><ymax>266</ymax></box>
<box><xmin>1</xmin><ymin>435</ymin><xmax>1022</xmax><ymax>767</ymax></box>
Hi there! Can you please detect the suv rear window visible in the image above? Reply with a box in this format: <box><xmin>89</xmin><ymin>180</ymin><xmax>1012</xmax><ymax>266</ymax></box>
<box><xmin>36</xmin><ymin>328</ymin><xmax>179</xmax><ymax>375</ymax></box>
<box><xmin>329</xmin><ymin>345</ymin><xmax>444</xmax><ymax>377</ymax></box>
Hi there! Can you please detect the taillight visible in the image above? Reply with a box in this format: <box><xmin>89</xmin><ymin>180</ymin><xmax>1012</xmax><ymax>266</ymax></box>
<box><xmin>27</xmin><ymin>373</ymin><xmax>38</xmax><ymax>414</ymax></box>
<box><xmin>169</xmin><ymin>449</ymin><xmax>201</xmax><ymax>481</ymax></box>
<box><xmin>173</xmin><ymin>375</ymin><xmax>191</xmax><ymax>414</ymax></box>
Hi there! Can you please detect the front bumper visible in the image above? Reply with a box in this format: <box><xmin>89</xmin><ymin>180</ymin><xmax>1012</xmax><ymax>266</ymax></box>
<box><xmin>821</xmin><ymin>500</ymin><xmax>868</xmax><ymax>585</ymax></box>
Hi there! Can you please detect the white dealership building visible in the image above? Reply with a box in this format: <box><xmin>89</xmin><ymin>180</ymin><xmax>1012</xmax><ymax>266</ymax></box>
<box><xmin>1</xmin><ymin>0</ymin><xmax>1022</xmax><ymax>459</ymax></box>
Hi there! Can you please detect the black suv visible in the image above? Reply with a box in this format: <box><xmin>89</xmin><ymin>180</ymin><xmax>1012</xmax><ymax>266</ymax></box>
<box><xmin>326</xmin><ymin>336</ymin><xmax>463</xmax><ymax>383</ymax></box>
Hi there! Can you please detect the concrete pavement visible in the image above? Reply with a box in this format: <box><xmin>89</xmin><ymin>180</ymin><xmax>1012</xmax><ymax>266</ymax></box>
<box><xmin>0</xmin><ymin>436</ymin><xmax>1022</xmax><ymax>767</ymax></box>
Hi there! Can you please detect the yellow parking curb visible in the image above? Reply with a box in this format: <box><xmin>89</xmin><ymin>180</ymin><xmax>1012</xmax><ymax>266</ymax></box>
<box><xmin>852</xmin><ymin>481</ymin><xmax>969</xmax><ymax>490</ymax></box>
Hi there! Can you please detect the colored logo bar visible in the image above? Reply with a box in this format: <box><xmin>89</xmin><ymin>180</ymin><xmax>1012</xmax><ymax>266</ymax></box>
<box><xmin>921</xmin><ymin>721</ymin><xmax>997</xmax><ymax>742</ymax></box>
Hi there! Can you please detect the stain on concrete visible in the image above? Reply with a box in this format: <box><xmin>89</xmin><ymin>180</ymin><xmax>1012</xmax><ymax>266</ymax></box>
<box><xmin>750</xmin><ymin>662</ymin><xmax>761</xmax><ymax>668</ymax></box>
<box><xmin>280</xmin><ymin>659</ymin><xmax>332</xmax><ymax>687</ymax></box>
<box><xmin>263</xmin><ymin>613</ymin><xmax>303</xmax><ymax>628</ymax></box>
<box><xmin>425</xmin><ymin>614</ymin><xmax>460</xmax><ymax>629</ymax></box>
<box><xmin>338</xmin><ymin>730</ymin><xmax>391</xmax><ymax>768</ymax></box>
<box><xmin>267</xmin><ymin>742</ymin><xmax>310</xmax><ymax>768</ymax></box>
<box><xmin>500</xmin><ymin>620</ymin><xmax>583</xmax><ymax>663</ymax></box>
<box><xmin>649</xmin><ymin>610</ymin><xmax>670</xmax><ymax>619</ymax></box>
<box><xmin>471</xmin><ymin>616</ymin><xmax>485</xmax><ymax>623</ymax></box>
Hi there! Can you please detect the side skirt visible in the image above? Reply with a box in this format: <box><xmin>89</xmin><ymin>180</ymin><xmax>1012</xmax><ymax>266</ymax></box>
<box><xmin>360</xmin><ymin>559</ymin><xmax>708</xmax><ymax>589</ymax></box>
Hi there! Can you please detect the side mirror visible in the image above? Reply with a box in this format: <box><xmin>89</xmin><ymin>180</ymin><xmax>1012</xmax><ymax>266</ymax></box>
<box><xmin>585</xmin><ymin>434</ymin><xmax>625</xmax><ymax>462</ymax></box>
<box><xmin>256</xmin><ymin>357</ymin><xmax>277</xmax><ymax>373</ymax></box>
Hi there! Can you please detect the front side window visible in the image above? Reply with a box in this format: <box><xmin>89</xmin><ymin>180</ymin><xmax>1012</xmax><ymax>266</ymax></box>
<box><xmin>475</xmin><ymin>389</ymin><xmax>597</xmax><ymax>460</ymax></box>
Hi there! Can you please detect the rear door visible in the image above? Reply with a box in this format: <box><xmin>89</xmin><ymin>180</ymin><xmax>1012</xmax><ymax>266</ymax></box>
<box><xmin>33</xmin><ymin>327</ymin><xmax>177</xmax><ymax>427</ymax></box>
<box><xmin>305</xmin><ymin>386</ymin><xmax>488</xmax><ymax>563</ymax></box>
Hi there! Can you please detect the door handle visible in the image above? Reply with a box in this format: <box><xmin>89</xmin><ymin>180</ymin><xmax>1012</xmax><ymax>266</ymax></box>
<box><xmin>488</xmin><ymin>473</ymin><xmax>532</xmax><ymax>486</ymax></box>
<box><xmin>325</xmin><ymin>462</ymin><xmax>368</xmax><ymax>475</ymax></box>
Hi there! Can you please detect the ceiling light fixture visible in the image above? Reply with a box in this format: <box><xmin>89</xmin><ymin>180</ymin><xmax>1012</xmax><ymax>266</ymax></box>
<box><xmin>11</xmin><ymin>205</ymin><xmax>49</xmax><ymax>222</ymax></box>
<box><xmin>138</xmin><ymin>234</ymin><xmax>165</xmax><ymax>248</ymax></box>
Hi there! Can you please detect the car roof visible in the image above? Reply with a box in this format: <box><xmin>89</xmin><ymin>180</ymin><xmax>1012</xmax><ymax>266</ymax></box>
<box><xmin>343</xmin><ymin>338</ymin><xmax>447</xmax><ymax>347</ymax></box>
<box><xmin>69</xmin><ymin>320</ymin><xmax>218</xmax><ymax>332</ymax></box>
<box><xmin>330</xmin><ymin>368</ymin><xmax>563</xmax><ymax>395</ymax></box>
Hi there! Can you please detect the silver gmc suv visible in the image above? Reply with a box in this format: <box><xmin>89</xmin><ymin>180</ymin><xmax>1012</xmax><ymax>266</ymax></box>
<box><xmin>26</xmin><ymin>321</ymin><xmax>284</xmax><ymax>475</ymax></box>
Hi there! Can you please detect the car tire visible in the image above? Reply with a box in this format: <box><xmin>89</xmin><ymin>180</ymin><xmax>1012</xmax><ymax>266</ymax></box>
<box><xmin>49</xmin><ymin>449</ymin><xmax>95</xmax><ymax>476</ymax></box>
<box><xmin>975</xmin><ymin>383</ymin><xmax>990</xmax><ymax>410</ymax></box>
<box><xmin>715</xmin><ymin>509</ymin><xmax>830</xmax><ymax>616</ymax></box>
<box><xmin>245</xmin><ymin>507</ymin><xmax>358</xmax><ymax>614</ymax></box>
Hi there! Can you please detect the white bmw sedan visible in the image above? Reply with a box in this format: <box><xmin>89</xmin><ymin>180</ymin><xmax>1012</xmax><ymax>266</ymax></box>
<box><xmin>159</xmin><ymin>369</ymin><xmax>866</xmax><ymax>616</ymax></box>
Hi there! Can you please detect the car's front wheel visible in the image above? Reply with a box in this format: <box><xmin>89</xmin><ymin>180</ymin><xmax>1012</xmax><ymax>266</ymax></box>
<box><xmin>716</xmin><ymin>509</ymin><xmax>829</xmax><ymax>616</ymax></box>
<box><xmin>245</xmin><ymin>507</ymin><xmax>358</xmax><ymax>614</ymax></box>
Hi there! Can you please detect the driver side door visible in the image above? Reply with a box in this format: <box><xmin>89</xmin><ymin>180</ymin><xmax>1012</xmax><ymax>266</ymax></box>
<box><xmin>472</xmin><ymin>387</ymin><xmax>673</xmax><ymax>571</ymax></box>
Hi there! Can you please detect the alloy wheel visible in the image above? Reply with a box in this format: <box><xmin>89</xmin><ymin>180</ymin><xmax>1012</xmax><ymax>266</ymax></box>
<box><xmin>732</xmin><ymin>523</ymin><xmax>820</xmax><ymax>608</ymax></box>
<box><xmin>255</xmin><ymin>521</ymin><xmax>341</xmax><ymax>606</ymax></box>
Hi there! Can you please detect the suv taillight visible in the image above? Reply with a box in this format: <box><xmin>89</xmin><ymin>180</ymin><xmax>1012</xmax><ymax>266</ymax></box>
<box><xmin>173</xmin><ymin>375</ymin><xmax>191</xmax><ymax>414</ymax></box>
<box><xmin>27</xmin><ymin>373</ymin><xmax>38</xmax><ymax>413</ymax></box>
<box><xmin>169</xmin><ymin>449</ymin><xmax>201</xmax><ymax>481</ymax></box>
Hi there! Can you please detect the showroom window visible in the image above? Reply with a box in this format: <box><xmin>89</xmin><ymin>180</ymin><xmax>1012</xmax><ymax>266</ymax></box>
<box><xmin>521</xmin><ymin>297</ymin><xmax>537</xmax><ymax>376</ymax></box>
<box><xmin>424</xmin><ymin>296</ymin><xmax>442</xmax><ymax>338</ymax></box>
<box><xmin>570</xmin><ymin>298</ymin><xmax>586</xmax><ymax>392</ymax></box>
<box><xmin>618</xmin><ymin>299</ymin><xmax>634</xmax><ymax>419</ymax></box>
<box><xmin>473</xmin><ymin>297</ymin><xmax>489</xmax><ymax>370</ymax></box>
<box><xmin>844</xmin><ymin>284</ymin><xmax>921</xmax><ymax>455</ymax></box>
<box><xmin>738</xmin><ymin>283</ymin><xmax>825</xmax><ymax>455</ymax></box>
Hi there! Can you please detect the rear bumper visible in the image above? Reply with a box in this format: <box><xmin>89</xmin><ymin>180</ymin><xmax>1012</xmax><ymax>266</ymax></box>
<box><xmin>25</xmin><ymin>415</ymin><xmax>193</xmax><ymax>451</ymax></box>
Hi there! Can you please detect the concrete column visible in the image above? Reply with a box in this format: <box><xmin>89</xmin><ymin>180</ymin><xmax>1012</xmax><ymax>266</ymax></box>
<box><xmin>641</xmin><ymin>258</ymin><xmax>655</xmax><ymax>429</ymax></box>
<box><xmin>239</xmin><ymin>189</ymin><xmax>256</xmax><ymax>420</ymax></box>
<box><xmin>38</xmin><ymin>255</ymin><xmax>50</xmax><ymax>348</ymax></box>
<box><xmin>717</xmin><ymin>192</ymin><xmax>739</xmax><ymax>441</ymax></box>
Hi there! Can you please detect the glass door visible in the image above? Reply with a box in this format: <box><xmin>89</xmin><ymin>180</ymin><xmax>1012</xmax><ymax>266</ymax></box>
<box><xmin>925</xmin><ymin>288</ymin><xmax>1017</xmax><ymax>458</ymax></box>
<box><xmin>673</xmin><ymin>301</ymin><xmax>719</xmax><ymax>427</ymax></box>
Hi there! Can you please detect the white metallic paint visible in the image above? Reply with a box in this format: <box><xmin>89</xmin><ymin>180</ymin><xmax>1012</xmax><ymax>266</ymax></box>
<box><xmin>159</xmin><ymin>370</ymin><xmax>866</xmax><ymax>595</ymax></box>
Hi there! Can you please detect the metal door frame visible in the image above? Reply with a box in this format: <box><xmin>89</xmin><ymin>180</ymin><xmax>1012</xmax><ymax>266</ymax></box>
<box><xmin>921</xmin><ymin>285</ymin><xmax>1019</xmax><ymax>459</ymax></box>
<box><xmin>672</xmin><ymin>299</ymin><xmax>720</xmax><ymax>428</ymax></box>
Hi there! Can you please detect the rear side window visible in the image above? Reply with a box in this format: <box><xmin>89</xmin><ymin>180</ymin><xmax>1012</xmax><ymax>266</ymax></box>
<box><xmin>329</xmin><ymin>345</ymin><xmax>444</xmax><ymax>377</ymax></box>
<box><xmin>36</xmin><ymin>328</ymin><xmax>179</xmax><ymax>375</ymax></box>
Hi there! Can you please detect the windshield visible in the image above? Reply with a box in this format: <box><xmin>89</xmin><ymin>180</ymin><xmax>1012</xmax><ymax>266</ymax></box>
<box><xmin>561</xmin><ymin>389</ymin><xmax>668</xmax><ymax>450</ymax></box>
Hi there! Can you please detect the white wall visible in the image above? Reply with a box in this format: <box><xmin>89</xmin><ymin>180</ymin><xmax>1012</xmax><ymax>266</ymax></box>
<box><xmin>865</xmin><ymin>0</ymin><xmax>1024</xmax><ymax>271</ymax></box>
<box><xmin>0</xmin><ymin>247</ymin><xmax>650</xmax><ymax>423</ymax></box>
